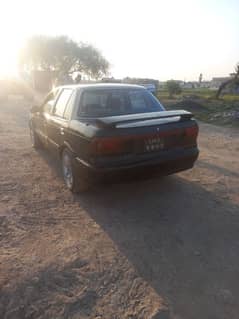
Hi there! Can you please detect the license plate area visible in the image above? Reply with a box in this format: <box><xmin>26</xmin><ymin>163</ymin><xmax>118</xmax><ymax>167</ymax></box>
<box><xmin>144</xmin><ymin>136</ymin><xmax>165</xmax><ymax>152</ymax></box>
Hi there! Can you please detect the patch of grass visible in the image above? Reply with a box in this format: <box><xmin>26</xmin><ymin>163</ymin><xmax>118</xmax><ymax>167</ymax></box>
<box><xmin>221</xmin><ymin>94</ymin><xmax>239</xmax><ymax>102</ymax></box>
<box><xmin>157</xmin><ymin>88</ymin><xmax>216</xmax><ymax>100</ymax></box>
<box><xmin>157</xmin><ymin>89</ymin><xmax>239</xmax><ymax>128</ymax></box>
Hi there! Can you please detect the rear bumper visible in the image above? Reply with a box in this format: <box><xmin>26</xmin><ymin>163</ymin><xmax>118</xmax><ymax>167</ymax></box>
<box><xmin>75</xmin><ymin>147</ymin><xmax>199</xmax><ymax>182</ymax></box>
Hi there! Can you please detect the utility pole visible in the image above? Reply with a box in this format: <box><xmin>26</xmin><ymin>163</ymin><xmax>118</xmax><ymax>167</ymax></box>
<box><xmin>199</xmin><ymin>73</ymin><xmax>203</xmax><ymax>85</ymax></box>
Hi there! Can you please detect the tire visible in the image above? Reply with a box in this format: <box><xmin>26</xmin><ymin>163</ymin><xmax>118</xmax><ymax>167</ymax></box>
<box><xmin>61</xmin><ymin>148</ymin><xmax>90</xmax><ymax>193</ymax></box>
<box><xmin>30</xmin><ymin>125</ymin><xmax>43</xmax><ymax>149</ymax></box>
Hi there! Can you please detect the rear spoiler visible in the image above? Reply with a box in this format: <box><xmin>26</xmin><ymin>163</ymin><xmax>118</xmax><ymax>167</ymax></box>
<box><xmin>96</xmin><ymin>110</ymin><xmax>193</xmax><ymax>128</ymax></box>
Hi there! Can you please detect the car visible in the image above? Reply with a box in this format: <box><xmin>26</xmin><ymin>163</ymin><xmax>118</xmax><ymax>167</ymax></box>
<box><xmin>29</xmin><ymin>84</ymin><xmax>199</xmax><ymax>192</ymax></box>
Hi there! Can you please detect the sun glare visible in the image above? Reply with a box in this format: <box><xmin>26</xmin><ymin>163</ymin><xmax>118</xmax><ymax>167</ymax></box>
<box><xmin>0</xmin><ymin>48</ymin><xmax>19</xmax><ymax>78</ymax></box>
<box><xmin>0</xmin><ymin>0</ymin><xmax>238</xmax><ymax>80</ymax></box>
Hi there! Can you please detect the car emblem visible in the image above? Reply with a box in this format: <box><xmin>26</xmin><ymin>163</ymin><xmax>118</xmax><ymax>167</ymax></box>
<box><xmin>157</xmin><ymin>128</ymin><xmax>160</xmax><ymax>131</ymax></box>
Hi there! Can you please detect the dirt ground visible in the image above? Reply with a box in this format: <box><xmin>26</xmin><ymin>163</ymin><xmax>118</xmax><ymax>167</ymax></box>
<box><xmin>0</xmin><ymin>100</ymin><xmax>239</xmax><ymax>319</ymax></box>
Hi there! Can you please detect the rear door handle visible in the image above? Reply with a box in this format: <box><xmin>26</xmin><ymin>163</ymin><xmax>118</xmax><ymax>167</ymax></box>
<box><xmin>60</xmin><ymin>127</ymin><xmax>64</xmax><ymax>135</ymax></box>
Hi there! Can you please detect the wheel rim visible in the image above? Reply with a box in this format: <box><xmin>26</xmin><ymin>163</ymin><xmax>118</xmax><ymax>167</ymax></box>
<box><xmin>62</xmin><ymin>152</ymin><xmax>73</xmax><ymax>189</ymax></box>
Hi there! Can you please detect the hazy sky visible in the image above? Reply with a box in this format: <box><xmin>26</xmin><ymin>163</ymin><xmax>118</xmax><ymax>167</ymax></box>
<box><xmin>0</xmin><ymin>0</ymin><xmax>238</xmax><ymax>80</ymax></box>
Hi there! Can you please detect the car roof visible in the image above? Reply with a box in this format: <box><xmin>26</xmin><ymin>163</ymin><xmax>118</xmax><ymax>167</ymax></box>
<box><xmin>56</xmin><ymin>83</ymin><xmax>146</xmax><ymax>91</ymax></box>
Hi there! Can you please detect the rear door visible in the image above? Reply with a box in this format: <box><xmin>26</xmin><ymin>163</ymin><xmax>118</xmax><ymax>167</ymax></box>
<box><xmin>34</xmin><ymin>90</ymin><xmax>59</xmax><ymax>145</ymax></box>
<box><xmin>47</xmin><ymin>88</ymin><xmax>74</xmax><ymax>152</ymax></box>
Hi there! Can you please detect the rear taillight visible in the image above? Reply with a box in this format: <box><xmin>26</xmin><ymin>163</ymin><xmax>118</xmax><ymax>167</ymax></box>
<box><xmin>184</xmin><ymin>125</ymin><xmax>199</xmax><ymax>146</ymax></box>
<box><xmin>90</xmin><ymin>137</ymin><xmax>127</xmax><ymax>156</ymax></box>
<box><xmin>185</xmin><ymin>125</ymin><xmax>198</xmax><ymax>138</ymax></box>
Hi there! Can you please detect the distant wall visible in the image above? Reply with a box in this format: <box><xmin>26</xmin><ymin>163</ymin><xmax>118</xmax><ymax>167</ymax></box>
<box><xmin>31</xmin><ymin>70</ymin><xmax>55</xmax><ymax>92</ymax></box>
<box><xmin>0</xmin><ymin>79</ymin><xmax>34</xmax><ymax>101</ymax></box>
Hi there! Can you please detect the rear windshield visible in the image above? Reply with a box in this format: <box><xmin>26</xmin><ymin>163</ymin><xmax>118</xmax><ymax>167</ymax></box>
<box><xmin>78</xmin><ymin>89</ymin><xmax>165</xmax><ymax>117</ymax></box>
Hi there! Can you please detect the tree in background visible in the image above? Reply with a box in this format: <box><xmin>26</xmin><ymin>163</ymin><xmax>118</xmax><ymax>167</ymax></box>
<box><xmin>76</xmin><ymin>43</ymin><xmax>110</xmax><ymax>79</ymax></box>
<box><xmin>216</xmin><ymin>63</ymin><xmax>239</xmax><ymax>99</ymax></box>
<box><xmin>19</xmin><ymin>36</ymin><xmax>110</xmax><ymax>80</ymax></box>
<box><xmin>166</xmin><ymin>80</ymin><xmax>182</xmax><ymax>98</ymax></box>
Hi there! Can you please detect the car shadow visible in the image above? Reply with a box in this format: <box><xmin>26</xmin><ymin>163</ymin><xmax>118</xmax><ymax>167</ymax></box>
<box><xmin>36</xmin><ymin>147</ymin><xmax>62</xmax><ymax>177</ymax></box>
<box><xmin>36</xmin><ymin>148</ymin><xmax>239</xmax><ymax>319</ymax></box>
<box><xmin>75</xmin><ymin>176</ymin><xmax>239</xmax><ymax>319</ymax></box>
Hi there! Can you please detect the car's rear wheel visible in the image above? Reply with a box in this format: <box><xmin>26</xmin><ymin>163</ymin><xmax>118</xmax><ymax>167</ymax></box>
<box><xmin>30</xmin><ymin>125</ymin><xmax>43</xmax><ymax>149</ymax></box>
<box><xmin>61</xmin><ymin>148</ymin><xmax>90</xmax><ymax>193</ymax></box>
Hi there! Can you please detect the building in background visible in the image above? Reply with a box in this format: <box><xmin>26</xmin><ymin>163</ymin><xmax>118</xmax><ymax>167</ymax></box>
<box><xmin>210</xmin><ymin>77</ymin><xmax>232</xmax><ymax>89</ymax></box>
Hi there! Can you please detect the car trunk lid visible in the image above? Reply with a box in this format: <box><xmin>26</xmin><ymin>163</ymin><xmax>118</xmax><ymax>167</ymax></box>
<box><xmin>90</xmin><ymin>111</ymin><xmax>198</xmax><ymax>158</ymax></box>
<box><xmin>95</xmin><ymin>110</ymin><xmax>193</xmax><ymax>129</ymax></box>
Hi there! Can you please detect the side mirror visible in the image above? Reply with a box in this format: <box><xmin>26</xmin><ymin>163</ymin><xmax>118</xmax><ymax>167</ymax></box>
<box><xmin>30</xmin><ymin>105</ymin><xmax>40</xmax><ymax>113</ymax></box>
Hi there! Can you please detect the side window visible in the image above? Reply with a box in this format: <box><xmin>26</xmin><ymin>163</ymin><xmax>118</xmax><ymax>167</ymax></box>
<box><xmin>43</xmin><ymin>90</ymin><xmax>59</xmax><ymax>114</ymax></box>
<box><xmin>63</xmin><ymin>91</ymin><xmax>76</xmax><ymax>120</ymax></box>
<box><xmin>44</xmin><ymin>100</ymin><xmax>55</xmax><ymax>113</ymax></box>
<box><xmin>53</xmin><ymin>89</ymin><xmax>73</xmax><ymax>118</ymax></box>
